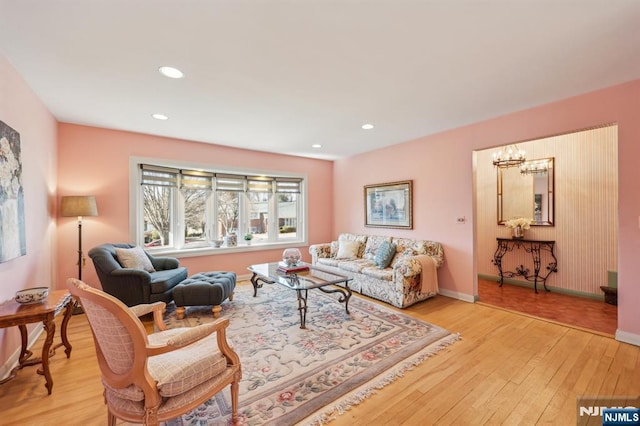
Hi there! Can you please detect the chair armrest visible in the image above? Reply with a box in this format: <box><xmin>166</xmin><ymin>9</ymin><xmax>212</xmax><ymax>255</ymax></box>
<box><xmin>167</xmin><ymin>320</ymin><xmax>227</xmax><ymax>347</ymax></box>
<box><xmin>111</xmin><ymin>268</ymin><xmax>152</xmax><ymax>279</ymax></box>
<box><xmin>147</xmin><ymin>318</ymin><xmax>232</xmax><ymax>356</ymax></box>
<box><xmin>150</xmin><ymin>256</ymin><xmax>180</xmax><ymax>271</ymax></box>
<box><xmin>129</xmin><ymin>302</ymin><xmax>167</xmax><ymax>331</ymax></box>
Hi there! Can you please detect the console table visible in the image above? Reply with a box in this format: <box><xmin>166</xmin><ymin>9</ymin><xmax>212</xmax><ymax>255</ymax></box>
<box><xmin>492</xmin><ymin>238</ymin><xmax>558</xmax><ymax>293</ymax></box>
<box><xmin>0</xmin><ymin>290</ymin><xmax>73</xmax><ymax>394</ymax></box>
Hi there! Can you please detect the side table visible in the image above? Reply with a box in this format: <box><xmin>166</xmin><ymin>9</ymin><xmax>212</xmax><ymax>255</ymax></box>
<box><xmin>0</xmin><ymin>289</ymin><xmax>73</xmax><ymax>394</ymax></box>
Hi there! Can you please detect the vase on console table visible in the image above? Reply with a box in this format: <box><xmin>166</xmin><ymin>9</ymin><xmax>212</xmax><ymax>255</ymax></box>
<box><xmin>512</xmin><ymin>225</ymin><xmax>525</xmax><ymax>239</ymax></box>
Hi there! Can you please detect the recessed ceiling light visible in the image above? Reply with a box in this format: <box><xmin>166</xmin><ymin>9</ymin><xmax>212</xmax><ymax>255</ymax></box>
<box><xmin>362</xmin><ymin>123</ymin><xmax>374</xmax><ymax>130</ymax></box>
<box><xmin>311</xmin><ymin>144</ymin><xmax>322</xmax><ymax>149</ymax></box>
<box><xmin>152</xmin><ymin>113</ymin><xmax>169</xmax><ymax>120</ymax></box>
<box><xmin>158</xmin><ymin>66</ymin><xmax>184</xmax><ymax>79</ymax></box>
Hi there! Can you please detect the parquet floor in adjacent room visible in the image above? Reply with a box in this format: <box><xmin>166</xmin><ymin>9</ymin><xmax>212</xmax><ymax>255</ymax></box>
<box><xmin>477</xmin><ymin>278</ymin><xmax>618</xmax><ymax>336</ymax></box>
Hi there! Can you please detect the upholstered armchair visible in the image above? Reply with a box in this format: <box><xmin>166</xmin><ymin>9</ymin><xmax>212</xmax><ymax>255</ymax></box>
<box><xmin>89</xmin><ymin>243</ymin><xmax>188</xmax><ymax>306</ymax></box>
<box><xmin>67</xmin><ymin>278</ymin><xmax>241</xmax><ymax>426</ymax></box>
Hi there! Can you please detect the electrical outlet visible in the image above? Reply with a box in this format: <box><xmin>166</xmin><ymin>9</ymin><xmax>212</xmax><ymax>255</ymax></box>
<box><xmin>456</xmin><ymin>216</ymin><xmax>466</xmax><ymax>224</ymax></box>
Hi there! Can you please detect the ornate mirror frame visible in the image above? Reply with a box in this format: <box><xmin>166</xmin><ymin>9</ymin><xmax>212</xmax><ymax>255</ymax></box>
<box><xmin>497</xmin><ymin>157</ymin><xmax>555</xmax><ymax>226</ymax></box>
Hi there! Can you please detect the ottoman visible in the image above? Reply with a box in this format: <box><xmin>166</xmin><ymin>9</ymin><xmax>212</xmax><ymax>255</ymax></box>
<box><xmin>173</xmin><ymin>271</ymin><xmax>236</xmax><ymax>319</ymax></box>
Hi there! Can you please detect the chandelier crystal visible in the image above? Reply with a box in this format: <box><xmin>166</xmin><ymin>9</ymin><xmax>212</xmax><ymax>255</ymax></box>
<box><xmin>492</xmin><ymin>144</ymin><xmax>526</xmax><ymax>168</ymax></box>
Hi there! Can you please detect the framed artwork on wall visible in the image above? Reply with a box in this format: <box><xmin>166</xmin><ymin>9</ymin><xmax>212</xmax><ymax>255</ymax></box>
<box><xmin>364</xmin><ymin>180</ymin><xmax>413</xmax><ymax>229</ymax></box>
<box><xmin>0</xmin><ymin>120</ymin><xmax>26</xmax><ymax>262</ymax></box>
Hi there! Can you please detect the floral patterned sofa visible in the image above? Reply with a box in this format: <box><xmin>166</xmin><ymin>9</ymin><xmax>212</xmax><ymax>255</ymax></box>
<box><xmin>308</xmin><ymin>233</ymin><xmax>444</xmax><ymax>308</ymax></box>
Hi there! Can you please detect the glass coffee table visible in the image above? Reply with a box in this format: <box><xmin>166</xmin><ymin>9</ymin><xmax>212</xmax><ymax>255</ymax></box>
<box><xmin>247</xmin><ymin>262</ymin><xmax>353</xmax><ymax>329</ymax></box>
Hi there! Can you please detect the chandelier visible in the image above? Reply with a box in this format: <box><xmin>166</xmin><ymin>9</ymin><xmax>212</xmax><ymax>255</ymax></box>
<box><xmin>492</xmin><ymin>144</ymin><xmax>526</xmax><ymax>168</ymax></box>
<box><xmin>520</xmin><ymin>158</ymin><xmax>550</xmax><ymax>175</ymax></box>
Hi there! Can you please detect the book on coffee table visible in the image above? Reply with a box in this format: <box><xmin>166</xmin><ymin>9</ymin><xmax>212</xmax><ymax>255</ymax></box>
<box><xmin>277</xmin><ymin>262</ymin><xmax>309</xmax><ymax>273</ymax></box>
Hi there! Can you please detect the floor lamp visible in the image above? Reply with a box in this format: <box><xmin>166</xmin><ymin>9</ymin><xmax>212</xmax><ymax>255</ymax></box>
<box><xmin>61</xmin><ymin>195</ymin><xmax>98</xmax><ymax>315</ymax></box>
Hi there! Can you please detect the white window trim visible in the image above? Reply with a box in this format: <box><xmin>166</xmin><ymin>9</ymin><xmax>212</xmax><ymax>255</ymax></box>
<box><xmin>129</xmin><ymin>156</ymin><xmax>308</xmax><ymax>258</ymax></box>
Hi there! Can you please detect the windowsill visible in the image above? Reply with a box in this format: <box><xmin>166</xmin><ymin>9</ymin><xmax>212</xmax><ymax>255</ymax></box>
<box><xmin>146</xmin><ymin>240</ymin><xmax>308</xmax><ymax>259</ymax></box>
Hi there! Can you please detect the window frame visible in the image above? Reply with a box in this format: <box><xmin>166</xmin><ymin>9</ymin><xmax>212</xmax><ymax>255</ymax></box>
<box><xmin>129</xmin><ymin>157</ymin><xmax>308</xmax><ymax>258</ymax></box>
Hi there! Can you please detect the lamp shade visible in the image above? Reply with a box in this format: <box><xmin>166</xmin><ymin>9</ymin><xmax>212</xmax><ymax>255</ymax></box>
<box><xmin>61</xmin><ymin>195</ymin><xmax>98</xmax><ymax>217</ymax></box>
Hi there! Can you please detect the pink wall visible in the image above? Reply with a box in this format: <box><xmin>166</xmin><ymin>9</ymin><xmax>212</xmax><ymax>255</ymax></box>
<box><xmin>56</xmin><ymin>124</ymin><xmax>334</xmax><ymax>290</ymax></box>
<box><xmin>334</xmin><ymin>80</ymin><xmax>640</xmax><ymax>342</ymax></box>
<box><xmin>0</xmin><ymin>56</ymin><xmax>58</xmax><ymax>366</ymax></box>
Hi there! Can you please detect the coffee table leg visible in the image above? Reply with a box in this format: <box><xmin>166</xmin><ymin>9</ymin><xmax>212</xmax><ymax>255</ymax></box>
<box><xmin>296</xmin><ymin>289</ymin><xmax>308</xmax><ymax>329</ymax></box>
<box><xmin>317</xmin><ymin>283</ymin><xmax>352</xmax><ymax>315</ymax></box>
<box><xmin>250</xmin><ymin>272</ymin><xmax>262</xmax><ymax>297</ymax></box>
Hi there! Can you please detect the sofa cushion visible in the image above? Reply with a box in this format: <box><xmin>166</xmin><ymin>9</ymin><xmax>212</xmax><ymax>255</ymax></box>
<box><xmin>330</xmin><ymin>241</ymin><xmax>339</xmax><ymax>257</ymax></box>
<box><xmin>336</xmin><ymin>240</ymin><xmax>360</xmax><ymax>259</ymax></box>
<box><xmin>149</xmin><ymin>267</ymin><xmax>188</xmax><ymax>294</ymax></box>
<box><xmin>338</xmin><ymin>259</ymin><xmax>376</xmax><ymax>273</ymax></box>
<box><xmin>363</xmin><ymin>235</ymin><xmax>393</xmax><ymax>259</ymax></box>
<box><xmin>115</xmin><ymin>246</ymin><xmax>156</xmax><ymax>272</ymax></box>
<box><xmin>338</xmin><ymin>233</ymin><xmax>368</xmax><ymax>258</ymax></box>
<box><xmin>361</xmin><ymin>266</ymin><xmax>393</xmax><ymax>281</ymax></box>
<box><xmin>375</xmin><ymin>240</ymin><xmax>396</xmax><ymax>269</ymax></box>
<box><xmin>317</xmin><ymin>258</ymin><xmax>340</xmax><ymax>267</ymax></box>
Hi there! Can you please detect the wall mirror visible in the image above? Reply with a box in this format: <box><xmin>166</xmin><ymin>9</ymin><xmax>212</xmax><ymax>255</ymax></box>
<box><xmin>497</xmin><ymin>157</ymin><xmax>554</xmax><ymax>226</ymax></box>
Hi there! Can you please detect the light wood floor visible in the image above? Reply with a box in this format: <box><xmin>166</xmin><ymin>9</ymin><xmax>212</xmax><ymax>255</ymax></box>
<box><xmin>1</xmin><ymin>282</ymin><xmax>638</xmax><ymax>425</ymax></box>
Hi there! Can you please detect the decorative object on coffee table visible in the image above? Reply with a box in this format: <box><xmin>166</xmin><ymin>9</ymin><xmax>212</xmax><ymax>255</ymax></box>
<box><xmin>282</xmin><ymin>247</ymin><xmax>302</xmax><ymax>266</ymax></box>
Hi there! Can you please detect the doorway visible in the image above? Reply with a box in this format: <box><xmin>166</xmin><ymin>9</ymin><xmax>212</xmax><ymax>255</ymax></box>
<box><xmin>473</xmin><ymin>124</ymin><xmax>619</xmax><ymax>335</ymax></box>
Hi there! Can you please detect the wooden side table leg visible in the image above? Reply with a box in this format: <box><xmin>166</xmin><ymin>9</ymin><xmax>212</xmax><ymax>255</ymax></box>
<box><xmin>18</xmin><ymin>324</ymin><xmax>31</xmax><ymax>363</ymax></box>
<box><xmin>60</xmin><ymin>300</ymin><xmax>73</xmax><ymax>358</ymax></box>
<box><xmin>38</xmin><ymin>315</ymin><xmax>55</xmax><ymax>395</ymax></box>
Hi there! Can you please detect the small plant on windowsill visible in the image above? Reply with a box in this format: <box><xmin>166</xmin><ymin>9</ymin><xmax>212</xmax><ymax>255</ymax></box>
<box><xmin>243</xmin><ymin>232</ymin><xmax>253</xmax><ymax>243</ymax></box>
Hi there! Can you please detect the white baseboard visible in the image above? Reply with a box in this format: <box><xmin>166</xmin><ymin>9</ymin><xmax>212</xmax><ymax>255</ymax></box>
<box><xmin>615</xmin><ymin>330</ymin><xmax>640</xmax><ymax>347</ymax></box>
<box><xmin>0</xmin><ymin>323</ymin><xmax>44</xmax><ymax>381</ymax></box>
<box><xmin>438</xmin><ymin>288</ymin><xmax>475</xmax><ymax>303</ymax></box>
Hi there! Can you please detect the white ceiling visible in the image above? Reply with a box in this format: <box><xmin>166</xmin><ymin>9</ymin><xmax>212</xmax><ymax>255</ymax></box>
<box><xmin>1</xmin><ymin>1</ymin><xmax>639</xmax><ymax>160</ymax></box>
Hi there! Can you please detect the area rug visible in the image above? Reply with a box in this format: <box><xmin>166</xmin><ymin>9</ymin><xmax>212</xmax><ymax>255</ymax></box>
<box><xmin>164</xmin><ymin>283</ymin><xmax>459</xmax><ymax>426</ymax></box>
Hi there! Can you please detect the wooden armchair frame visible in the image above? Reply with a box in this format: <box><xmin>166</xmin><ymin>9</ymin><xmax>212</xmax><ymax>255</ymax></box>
<box><xmin>67</xmin><ymin>278</ymin><xmax>241</xmax><ymax>425</ymax></box>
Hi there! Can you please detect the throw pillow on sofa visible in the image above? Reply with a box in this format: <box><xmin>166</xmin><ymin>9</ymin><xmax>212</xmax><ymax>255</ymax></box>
<box><xmin>375</xmin><ymin>240</ymin><xmax>396</xmax><ymax>269</ymax></box>
<box><xmin>115</xmin><ymin>246</ymin><xmax>156</xmax><ymax>272</ymax></box>
<box><xmin>336</xmin><ymin>240</ymin><xmax>360</xmax><ymax>260</ymax></box>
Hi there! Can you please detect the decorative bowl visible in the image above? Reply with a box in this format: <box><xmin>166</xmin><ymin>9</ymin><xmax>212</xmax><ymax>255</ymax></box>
<box><xmin>282</xmin><ymin>248</ymin><xmax>302</xmax><ymax>267</ymax></box>
<box><xmin>15</xmin><ymin>287</ymin><xmax>49</xmax><ymax>304</ymax></box>
<box><xmin>211</xmin><ymin>240</ymin><xmax>223</xmax><ymax>248</ymax></box>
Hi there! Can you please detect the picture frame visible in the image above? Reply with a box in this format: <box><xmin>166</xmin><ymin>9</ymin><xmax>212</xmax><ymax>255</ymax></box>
<box><xmin>364</xmin><ymin>180</ymin><xmax>413</xmax><ymax>229</ymax></box>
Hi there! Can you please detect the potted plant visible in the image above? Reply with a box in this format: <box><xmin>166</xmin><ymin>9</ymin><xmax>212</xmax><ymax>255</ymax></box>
<box><xmin>243</xmin><ymin>232</ymin><xmax>253</xmax><ymax>245</ymax></box>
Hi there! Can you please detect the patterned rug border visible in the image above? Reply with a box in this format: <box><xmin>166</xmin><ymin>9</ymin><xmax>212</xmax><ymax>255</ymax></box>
<box><xmin>301</xmin><ymin>332</ymin><xmax>460</xmax><ymax>425</ymax></box>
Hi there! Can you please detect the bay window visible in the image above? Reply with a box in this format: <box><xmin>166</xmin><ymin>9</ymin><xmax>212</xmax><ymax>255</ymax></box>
<box><xmin>133</xmin><ymin>161</ymin><xmax>306</xmax><ymax>253</ymax></box>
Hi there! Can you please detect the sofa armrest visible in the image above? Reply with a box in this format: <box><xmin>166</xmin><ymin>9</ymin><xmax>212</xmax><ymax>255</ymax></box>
<box><xmin>393</xmin><ymin>256</ymin><xmax>422</xmax><ymax>278</ymax></box>
<box><xmin>309</xmin><ymin>243</ymin><xmax>331</xmax><ymax>264</ymax></box>
<box><xmin>424</xmin><ymin>241</ymin><xmax>445</xmax><ymax>267</ymax></box>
